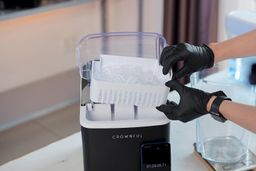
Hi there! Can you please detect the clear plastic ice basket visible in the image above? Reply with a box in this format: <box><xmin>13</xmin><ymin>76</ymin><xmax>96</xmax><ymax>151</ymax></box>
<box><xmin>76</xmin><ymin>32</ymin><xmax>170</xmax><ymax>107</ymax></box>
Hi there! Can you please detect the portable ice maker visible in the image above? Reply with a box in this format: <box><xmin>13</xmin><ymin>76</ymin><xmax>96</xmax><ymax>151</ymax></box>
<box><xmin>77</xmin><ymin>32</ymin><xmax>171</xmax><ymax>171</ymax></box>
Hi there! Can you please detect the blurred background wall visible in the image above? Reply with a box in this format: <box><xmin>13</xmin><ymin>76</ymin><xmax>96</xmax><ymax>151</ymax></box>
<box><xmin>0</xmin><ymin>0</ymin><xmax>164</xmax><ymax>130</ymax></box>
<box><xmin>218</xmin><ymin>0</ymin><xmax>256</xmax><ymax>41</ymax></box>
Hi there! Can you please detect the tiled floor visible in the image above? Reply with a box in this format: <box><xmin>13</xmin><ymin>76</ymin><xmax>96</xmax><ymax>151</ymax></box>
<box><xmin>0</xmin><ymin>102</ymin><xmax>80</xmax><ymax>165</ymax></box>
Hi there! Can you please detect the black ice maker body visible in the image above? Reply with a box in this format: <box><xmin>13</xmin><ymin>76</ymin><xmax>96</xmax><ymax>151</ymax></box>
<box><xmin>76</xmin><ymin>32</ymin><xmax>171</xmax><ymax>171</ymax></box>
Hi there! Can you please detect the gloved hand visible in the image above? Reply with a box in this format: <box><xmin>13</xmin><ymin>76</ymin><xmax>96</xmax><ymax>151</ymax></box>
<box><xmin>160</xmin><ymin>43</ymin><xmax>214</xmax><ymax>79</ymax></box>
<box><xmin>156</xmin><ymin>80</ymin><xmax>226</xmax><ymax>122</ymax></box>
<box><xmin>249</xmin><ymin>63</ymin><xmax>256</xmax><ymax>85</ymax></box>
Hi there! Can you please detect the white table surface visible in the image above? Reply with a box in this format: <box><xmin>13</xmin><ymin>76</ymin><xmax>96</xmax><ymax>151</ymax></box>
<box><xmin>0</xmin><ymin>120</ymin><xmax>206</xmax><ymax>171</ymax></box>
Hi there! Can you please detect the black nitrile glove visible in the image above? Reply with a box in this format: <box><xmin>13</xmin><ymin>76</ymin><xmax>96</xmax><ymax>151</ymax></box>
<box><xmin>156</xmin><ymin>80</ymin><xmax>226</xmax><ymax>122</ymax></box>
<box><xmin>249</xmin><ymin>63</ymin><xmax>256</xmax><ymax>85</ymax></box>
<box><xmin>160</xmin><ymin>43</ymin><xmax>214</xmax><ymax>79</ymax></box>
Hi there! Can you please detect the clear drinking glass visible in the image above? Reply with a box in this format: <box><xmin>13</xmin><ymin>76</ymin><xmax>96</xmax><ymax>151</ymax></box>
<box><xmin>191</xmin><ymin>61</ymin><xmax>256</xmax><ymax>164</ymax></box>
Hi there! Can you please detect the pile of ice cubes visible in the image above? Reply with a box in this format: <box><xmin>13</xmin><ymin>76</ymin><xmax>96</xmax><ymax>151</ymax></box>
<box><xmin>93</xmin><ymin>55</ymin><xmax>170</xmax><ymax>85</ymax></box>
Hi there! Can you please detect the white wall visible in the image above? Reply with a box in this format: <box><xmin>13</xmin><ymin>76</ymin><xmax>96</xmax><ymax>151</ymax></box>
<box><xmin>0</xmin><ymin>1</ymin><xmax>101</xmax><ymax>93</ymax></box>
<box><xmin>218</xmin><ymin>0</ymin><xmax>256</xmax><ymax>41</ymax></box>
<box><xmin>143</xmin><ymin>0</ymin><xmax>164</xmax><ymax>33</ymax></box>
<box><xmin>107</xmin><ymin>0</ymin><xmax>163</xmax><ymax>33</ymax></box>
<box><xmin>107</xmin><ymin>0</ymin><xmax>139</xmax><ymax>31</ymax></box>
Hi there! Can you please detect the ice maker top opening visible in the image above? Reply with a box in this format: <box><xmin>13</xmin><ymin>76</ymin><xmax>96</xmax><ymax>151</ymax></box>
<box><xmin>76</xmin><ymin>32</ymin><xmax>168</xmax><ymax>81</ymax></box>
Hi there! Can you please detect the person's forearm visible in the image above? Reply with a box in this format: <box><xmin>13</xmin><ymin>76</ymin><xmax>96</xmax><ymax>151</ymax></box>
<box><xmin>220</xmin><ymin>101</ymin><xmax>256</xmax><ymax>133</ymax></box>
<box><xmin>207</xmin><ymin>96</ymin><xmax>256</xmax><ymax>133</ymax></box>
<box><xmin>209</xmin><ymin>30</ymin><xmax>256</xmax><ymax>62</ymax></box>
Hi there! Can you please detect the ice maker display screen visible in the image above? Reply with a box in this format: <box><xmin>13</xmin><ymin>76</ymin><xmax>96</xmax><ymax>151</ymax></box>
<box><xmin>141</xmin><ymin>142</ymin><xmax>171</xmax><ymax>171</ymax></box>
